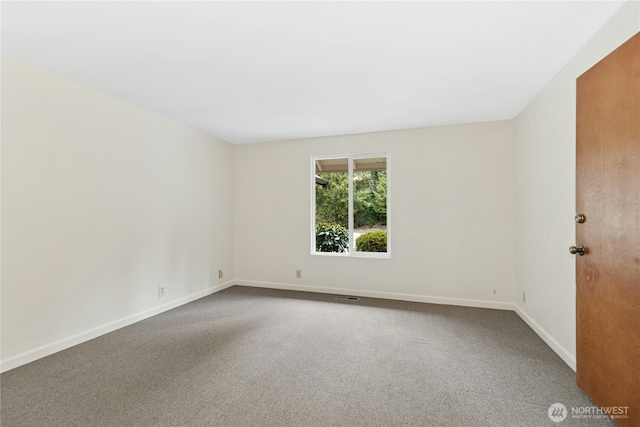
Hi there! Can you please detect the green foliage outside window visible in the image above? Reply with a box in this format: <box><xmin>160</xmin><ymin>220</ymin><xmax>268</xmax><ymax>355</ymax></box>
<box><xmin>315</xmin><ymin>223</ymin><xmax>349</xmax><ymax>253</ymax></box>
<box><xmin>315</xmin><ymin>172</ymin><xmax>349</xmax><ymax>227</ymax></box>
<box><xmin>315</xmin><ymin>170</ymin><xmax>387</xmax><ymax>229</ymax></box>
<box><xmin>354</xmin><ymin>170</ymin><xmax>387</xmax><ymax>228</ymax></box>
<box><xmin>355</xmin><ymin>231</ymin><xmax>387</xmax><ymax>252</ymax></box>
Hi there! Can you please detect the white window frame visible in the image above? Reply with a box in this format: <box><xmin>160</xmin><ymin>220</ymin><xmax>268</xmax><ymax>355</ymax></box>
<box><xmin>311</xmin><ymin>153</ymin><xmax>390</xmax><ymax>258</ymax></box>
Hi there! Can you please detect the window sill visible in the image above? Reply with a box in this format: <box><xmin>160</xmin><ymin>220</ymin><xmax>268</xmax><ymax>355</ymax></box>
<box><xmin>312</xmin><ymin>251</ymin><xmax>391</xmax><ymax>259</ymax></box>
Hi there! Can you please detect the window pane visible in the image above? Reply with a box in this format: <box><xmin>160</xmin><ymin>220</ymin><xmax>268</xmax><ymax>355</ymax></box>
<box><xmin>315</xmin><ymin>159</ymin><xmax>349</xmax><ymax>253</ymax></box>
<box><xmin>353</xmin><ymin>157</ymin><xmax>387</xmax><ymax>253</ymax></box>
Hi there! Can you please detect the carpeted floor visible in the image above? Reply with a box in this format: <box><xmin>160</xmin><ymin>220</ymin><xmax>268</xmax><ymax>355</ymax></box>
<box><xmin>1</xmin><ymin>286</ymin><xmax>615</xmax><ymax>426</ymax></box>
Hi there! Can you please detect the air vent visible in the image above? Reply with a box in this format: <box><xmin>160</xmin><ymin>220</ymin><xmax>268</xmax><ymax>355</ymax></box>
<box><xmin>335</xmin><ymin>295</ymin><xmax>360</xmax><ymax>301</ymax></box>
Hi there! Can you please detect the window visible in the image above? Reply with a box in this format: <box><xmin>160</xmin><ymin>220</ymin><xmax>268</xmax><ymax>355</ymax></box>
<box><xmin>312</xmin><ymin>154</ymin><xmax>389</xmax><ymax>257</ymax></box>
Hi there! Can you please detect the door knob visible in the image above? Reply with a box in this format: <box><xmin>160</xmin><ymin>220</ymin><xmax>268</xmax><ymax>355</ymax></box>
<box><xmin>569</xmin><ymin>245</ymin><xmax>585</xmax><ymax>256</ymax></box>
<box><xmin>575</xmin><ymin>214</ymin><xmax>586</xmax><ymax>223</ymax></box>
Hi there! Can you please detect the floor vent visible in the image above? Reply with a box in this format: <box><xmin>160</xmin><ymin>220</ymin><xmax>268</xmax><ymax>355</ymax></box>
<box><xmin>335</xmin><ymin>295</ymin><xmax>360</xmax><ymax>301</ymax></box>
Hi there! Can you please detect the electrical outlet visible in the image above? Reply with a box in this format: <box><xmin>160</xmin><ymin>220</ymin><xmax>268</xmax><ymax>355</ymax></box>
<box><xmin>522</xmin><ymin>291</ymin><xmax>526</xmax><ymax>304</ymax></box>
<box><xmin>492</xmin><ymin>288</ymin><xmax>497</xmax><ymax>294</ymax></box>
<box><xmin>158</xmin><ymin>286</ymin><xmax>165</xmax><ymax>297</ymax></box>
<box><xmin>218</xmin><ymin>269</ymin><xmax>223</xmax><ymax>279</ymax></box>
<box><xmin>296</xmin><ymin>269</ymin><xmax>302</xmax><ymax>279</ymax></box>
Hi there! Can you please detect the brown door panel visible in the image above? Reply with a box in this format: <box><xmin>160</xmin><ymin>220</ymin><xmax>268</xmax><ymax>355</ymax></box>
<box><xmin>575</xmin><ymin>31</ymin><xmax>640</xmax><ymax>427</ymax></box>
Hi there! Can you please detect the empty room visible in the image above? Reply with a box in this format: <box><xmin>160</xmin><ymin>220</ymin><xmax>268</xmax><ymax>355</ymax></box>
<box><xmin>1</xmin><ymin>1</ymin><xmax>639</xmax><ymax>426</ymax></box>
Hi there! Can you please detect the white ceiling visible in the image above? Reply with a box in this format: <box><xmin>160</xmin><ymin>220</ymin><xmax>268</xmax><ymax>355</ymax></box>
<box><xmin>1</xmin><ymin>1</ymin><xmax>624</xmax><ymax>144</ymax></box>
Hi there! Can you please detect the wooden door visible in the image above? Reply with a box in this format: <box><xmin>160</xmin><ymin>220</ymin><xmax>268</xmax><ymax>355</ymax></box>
<box><xmin>576</xmin><ymin>32</ymin><xmax>640</xmax><ymax>427</ymax></box>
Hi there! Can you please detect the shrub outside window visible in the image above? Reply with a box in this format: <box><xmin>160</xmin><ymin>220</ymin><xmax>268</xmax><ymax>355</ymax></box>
<box><xmin>312</xmin><ymin>154</ymin><xmax>389</xmax><ymax>257</ymax></box>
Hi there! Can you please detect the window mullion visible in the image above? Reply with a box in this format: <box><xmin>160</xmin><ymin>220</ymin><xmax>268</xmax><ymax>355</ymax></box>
<box><xmin>348</xmin><ymin>156</ymin><xmax>354</xmax><ymax>254</ymax></box>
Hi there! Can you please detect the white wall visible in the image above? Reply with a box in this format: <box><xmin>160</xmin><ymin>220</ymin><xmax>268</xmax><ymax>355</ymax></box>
<box><xmin>513</xmin><ymin>1</ymin><xmax>639</xmax><ymax>370</ymax></box>
<box><xmin>1</xmin><ymin>56</ymin><xmax>235</xmax><ymax>371</ymax></box>
<box><xmin>235</xmin><ymin>122</ymin><xmax>516</xmax><ymax>308</ymax></box>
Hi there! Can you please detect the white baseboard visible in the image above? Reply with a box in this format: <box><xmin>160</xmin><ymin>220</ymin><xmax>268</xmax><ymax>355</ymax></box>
<box><xmin>514</xmin><ymin>304</ymin><xmax>576</xmax><ymax>371</ymax></box>
<box><xmin>0</xmin><ymin>281</ymin><xmax>234</xmax><ymax>373</ymax></box>
<box><xmin>235</xmin><ymin>280</ymin><xmax>516</xmax><ymax>311</ymax></box>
